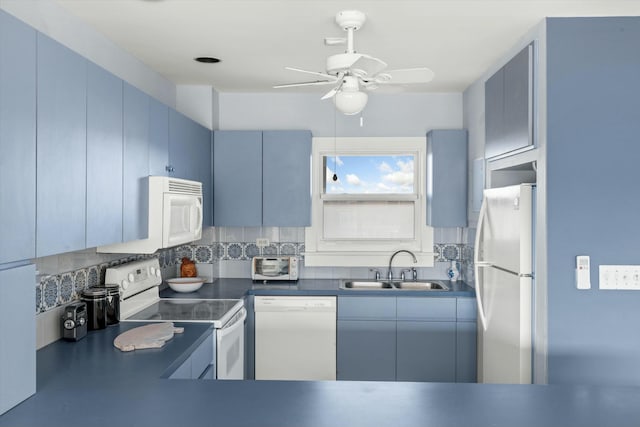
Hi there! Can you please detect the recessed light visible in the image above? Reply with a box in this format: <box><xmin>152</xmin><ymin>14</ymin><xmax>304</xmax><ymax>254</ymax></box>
<box><xmin>195</xmin><ymin>57</ymin><xmax>220</xmax><ymax>64</ymax></box>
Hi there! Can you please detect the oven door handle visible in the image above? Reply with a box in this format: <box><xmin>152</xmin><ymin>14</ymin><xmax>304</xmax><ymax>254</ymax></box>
<box><xmin>218</xmin><ymin>308</ymin><xmax>246</xmax><ymax>338</ymax></box>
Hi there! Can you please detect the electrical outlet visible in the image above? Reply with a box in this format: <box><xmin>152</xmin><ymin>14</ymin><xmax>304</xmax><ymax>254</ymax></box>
<box><xmin>256</xmin><ymin>238</ymin><xmax>269</xmax><ymax>248</ymax></box>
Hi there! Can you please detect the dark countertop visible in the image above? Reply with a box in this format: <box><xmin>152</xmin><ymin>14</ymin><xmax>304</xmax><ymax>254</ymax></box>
<box><xmin>160</xmin><ymin>278</ymin><xmax>476</xmax><ymax>300</ymax></box>
<box><xmin>3</xmin><ymin>320</ymin><xmax>640</xmax><ymax>426</ymax></box>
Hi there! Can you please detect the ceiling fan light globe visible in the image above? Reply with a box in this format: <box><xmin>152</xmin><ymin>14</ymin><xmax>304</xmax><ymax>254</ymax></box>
<box><xmin>334</xmin><ymin>90</ymin><xmax>368</xmax><ymax>115</ymax></box>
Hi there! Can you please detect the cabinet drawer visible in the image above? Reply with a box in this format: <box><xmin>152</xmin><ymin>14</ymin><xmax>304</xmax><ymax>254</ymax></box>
<box><xmin>337</xmin><ymin>296</ymin><xmax>396</xmax><ymax>320</ymax></box>
<box><xmin>456</xmin><ymin>298</ymin><xmax>477</xmax><ymax>320</ymax></box>
<box><xmin>397</xmin><ymin>297</ymin><xmax>456</xmax><ymax>321</ymax></box>
<box><xmin>191</xmin><ymin>333</ymin><xmax>214</xmax><ymax>379</ymax></box>
<box><xmin>169</xmin><ymin>358</ymin><xmax>192</xmax><ymax>379</ymax></box>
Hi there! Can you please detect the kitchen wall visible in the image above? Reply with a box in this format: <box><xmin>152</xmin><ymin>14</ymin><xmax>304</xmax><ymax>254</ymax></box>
<box><xmin>216</xmin><ymin>226</ymin><xmax>471</xmax><ymax>281</ymax></box>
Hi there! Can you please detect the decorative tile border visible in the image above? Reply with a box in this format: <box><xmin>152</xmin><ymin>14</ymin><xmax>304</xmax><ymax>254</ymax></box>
<box><xmin>217</xmin><ymin>242</ymin><xmax>305</xmax><ymax>260</ymax></box>
<box><xmin>36</xmin><ymin>248</ymin><xmax>178</xmax><ymax>314</ymax></box>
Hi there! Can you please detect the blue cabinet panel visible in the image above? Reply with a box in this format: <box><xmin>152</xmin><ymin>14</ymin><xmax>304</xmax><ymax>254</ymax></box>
<box><xmin>169</xmin><ymin>110</ymin><xmax>212</xmax><ymax>226</ymax></box>
<box><xmin>456</xmin><ymin>321</ymin><xmax>477</xmax><ymax>383</ymax></box>
<box><xmin>86</xmin><ymin>62</ymin><xmax>123</xmax><ymax>248</ymax></box>
<box><xmin>213</xmin><ymin>131</ymin><xmax>262</xmax><ymax>226</ymax></box>
<box><xmin>426</xmin><ymin>130</ymin><xmax>468</xmax><ymax>227</ymax></box>
<box><xmin>456</xmin><ymin>298</ymin><xmax>477</xmax><ymax>321</ymax></box>
<box><xmin>397</xmin><ymin>320</ymin><xmax>456</xmax><ymax>382</ymax></box>
<box><xmin>397</xmin><ymin>297</ymin><xmax>457</xmax><ymax>321</ymax></box>
<box><xmin>148</xmin><ymin>98</ymin><xmax>169</xmax><ymax>177</ymax></box>
<box><xmin>36</xmin><ymin>33</ymin><xmax>87</xmax><ymax>257</ymax></box>
<box><xmin>0</xmin><ymin>264</ymin><xmax>35</xmax><ymax>415</ymax></box>
<box><xmin>262</xmin><ymin>130</ymin><xmax>311</xmax><ymax>226</ymax></box>
<box><xmin>123</xmin><ymin>83</ymin><xmax>149</xmax><ymax>242</ymax></box>
<box><xmin>337</xmin><ymin>319</ymin><xmax>396</xmax><ymax>381</ymax></box>
<box><xmin>337</xmin><ymin>296</ymin><xmax>396</xmax><ymax>320</ymax></box>
<box><xmin>0</xmin><ymin>11</ymin><xmax>36</xmax><ymax>263</ymax></box>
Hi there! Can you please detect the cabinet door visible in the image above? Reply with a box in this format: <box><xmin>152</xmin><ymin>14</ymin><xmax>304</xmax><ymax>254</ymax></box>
<box><xmin>0</xmin><ymin>11</ymin><xmax>36</xmax><ymax>263</ymax></box>
<box><xmin>337</xmin><ymin>319</ymin><xmax>396</xmax><ymax>381</ymax></box>
<box><xmin>456</xmin><ymin>321</ymin><xmax>477</xmax><ymax>382</ymax></box>
<box><xmin>484</xmin><ymin>68</ymin><xmax>504</xmax><ymax>158</ymax></box>
<box><xmin>262</xmin><ymin>130</ymin><xmax>311</xmax><ymax>226</ymax></box>
<box><xmin>485</xmin><ymin>44</ymin><xmax>533</xmax><ymax>159</ymax></box>
<box><xmin>426</xmin><ymin>130</ymin><xmax>468</xmax><ymax>227</ymax></box>
<box><xmin>86</xmin><ymin>62</ymin><xmax>123</xmax><ymax>248</ymax></box>
<box><xmin>148</xmin><ymin>98</ymin><xmax>169</xmax><ymax>177</ymax></box>
<box><xmin>36</xmin><ymin>33</ymin><xmax>87</xmax><ymax>257</ymax></box>
<box><xmin>0</xmin><ymin>264</ymin><xmax>35</xmax><ymax>415</ymax></box>
<box><xmin>169</xmin><ymin>110</ymin><xmax>212</xmax><ymax>226</ymax></box>
<box><xmin>502</xmin><ymin>44</ymin><xmax>533</xmax><ymax>155</ymax></box>
<box><xmin>123</xmin><ymin>83</ymin><xmax>149</xmax><ymax>242</ymax></box>
<box><xmin>396</xmin><ymin>320</ymin><xmax>456</xmax><ymax>382</ymax></box>
<box><xmin>213</xmin><ymin>131</ymin><xmax>262</xmax><ymax>226</ymax></box>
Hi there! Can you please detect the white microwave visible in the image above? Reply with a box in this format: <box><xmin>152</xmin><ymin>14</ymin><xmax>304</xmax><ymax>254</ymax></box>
<box><xmin>98</xmin><ymin>176</ymin><xmax>202</xmax><ymax>254</ymax></box>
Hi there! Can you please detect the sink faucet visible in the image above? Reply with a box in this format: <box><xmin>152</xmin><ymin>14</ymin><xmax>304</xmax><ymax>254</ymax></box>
<box><xmin>387</xmin><ymin>250</ymin><xmax>417</xmax><ymax>280</ymax></box>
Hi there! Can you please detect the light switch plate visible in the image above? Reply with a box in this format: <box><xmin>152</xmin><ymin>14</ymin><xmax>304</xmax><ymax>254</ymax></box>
<box><xmin>599</xmin><ymin>265</ymin><xmax>640</xmax><ymax>290</ymax></box>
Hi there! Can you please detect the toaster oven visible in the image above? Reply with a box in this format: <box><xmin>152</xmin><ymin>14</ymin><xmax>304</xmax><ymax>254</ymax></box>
<box><xmin>251</xmin><ymin>256</ymin><xmax>299</xmax><ymax>281</ymax></box>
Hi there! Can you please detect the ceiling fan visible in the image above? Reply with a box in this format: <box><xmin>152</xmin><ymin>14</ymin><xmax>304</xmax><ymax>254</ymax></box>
<box><xmin>273</xmin><ymin>10</ymin><xmax>435</xmax><ymax>115</ymax></box>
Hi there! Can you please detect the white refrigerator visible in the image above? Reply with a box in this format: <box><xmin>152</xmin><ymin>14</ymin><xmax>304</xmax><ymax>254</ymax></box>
<box><xmin>474</xmin><ymin>184</ymin><xmax>534</xmax><ymax>384</ymax></box>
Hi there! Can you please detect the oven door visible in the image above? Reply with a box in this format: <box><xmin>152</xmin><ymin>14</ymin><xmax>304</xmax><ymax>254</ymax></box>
<box><xmin>216</xmin><ymin>308</ymin><xmax>246</xmax><ymax>380</ymax></box>
<box><xmin>162</xmin><ymin>193</ymin><xmax>202</xmax><ymax>248</ymax></box>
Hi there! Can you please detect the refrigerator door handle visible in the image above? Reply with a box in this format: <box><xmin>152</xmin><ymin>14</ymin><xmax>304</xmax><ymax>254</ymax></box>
<box><xmin>474</xmin><ymin>196</ymin><xmax>488</xmax><ymax>331</ymax></box>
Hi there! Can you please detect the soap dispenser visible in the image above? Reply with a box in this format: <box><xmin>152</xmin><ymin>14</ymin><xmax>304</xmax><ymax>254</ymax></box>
<box><xmin>447</xmin><ymin>260</ymin><xmax>460</xmax><ymax>282</ymax></box>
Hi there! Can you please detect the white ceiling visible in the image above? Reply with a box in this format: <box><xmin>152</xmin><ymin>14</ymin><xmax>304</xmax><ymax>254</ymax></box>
<box><xmin>55</xmin><ymin>0</ymin><xmax>640</xmax><ymax>93</ymax></box>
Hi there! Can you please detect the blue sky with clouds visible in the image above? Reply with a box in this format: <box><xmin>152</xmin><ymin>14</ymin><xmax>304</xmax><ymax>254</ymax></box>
<box><xmin>325</xmin><ymin>155</ymin><xmax>415</xmax><ymax>194</ymax></box>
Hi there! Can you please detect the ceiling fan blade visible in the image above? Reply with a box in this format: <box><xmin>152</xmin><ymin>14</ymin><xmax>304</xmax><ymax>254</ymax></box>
<box><xmin>350</xmin><ymin>54</ymin><xmax>387</xmax><ymax>78</ymax></box>
<box><xmin>320</xmin><ymin>72</ymin><xmax>345</xmax><ymax>100</ymax></box>
<box><xmin>321</xmin><ymin>87</ymin><xmax>338</xmax><ymax>100</ymax></box>
<box><xmin>379</xmin><ymin>67</ymin><xmax>435</xmax><ymax>84</ymax></box>
<box><xmin>273</xmin><ymin>80</ymin><xmax>337</xmax><ymax>89</ymax></box>
<box><xmin>285</xmin><ymin>66</ymin><xmax>337</xmax><ymax>80</ymax></box>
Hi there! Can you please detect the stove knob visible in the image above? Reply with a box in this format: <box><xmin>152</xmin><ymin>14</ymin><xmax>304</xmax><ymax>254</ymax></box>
<box><xmin>127</xmin><ymin>273</ymin><xmax>135</xmax><ymax>282</ymax></box>
<box><xmin>155</xmin><ymin>270</ymin><xmax>161</xmax><ymax>277</ymax></box>
<box><xmin>121</xmin><ymin>279</ymin><xmax>129</xmax><ymax>290</ymax></box>
<box><xmin>149</xmin><ymin>267</ymin><xmax>156</xmax><ymax>275</ymax></box>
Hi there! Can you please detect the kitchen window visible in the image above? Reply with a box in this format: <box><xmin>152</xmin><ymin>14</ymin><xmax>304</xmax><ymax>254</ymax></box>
<box><xmin>304</xmin><ymin>137</ymin><xmax>434</xmax><ymax>267</ymax></box>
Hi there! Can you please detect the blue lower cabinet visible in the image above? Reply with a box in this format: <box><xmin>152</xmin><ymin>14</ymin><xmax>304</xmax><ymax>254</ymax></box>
<box><xmin>0</xmin><ymin>264</ymin><xmax>36</xmax><ymax>415</ymax></box>
<box><xmin>336</xmin><ymin>296</ymin><xmax>476</xmax><ymax>382</ymax></box>
<box><xmin>169</xmin><ymin>331</ymin><xmax>214</xmax><ymax>380</ymax></box>
<box><xmin>337</xmin><ymin>320</ymin><xmax>396</xmax><ymax>381</ymax></box>
<box><xmin>397</xmin><ymin>321</ymin><xmax>456</xmax><ymax>382</ymax></box>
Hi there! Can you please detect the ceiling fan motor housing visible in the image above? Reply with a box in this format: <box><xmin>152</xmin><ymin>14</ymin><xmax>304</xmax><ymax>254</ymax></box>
<box><xmin>336</xmin><ymin>10</ymin><xmax>366</xmax><ymax>30</ymax></box>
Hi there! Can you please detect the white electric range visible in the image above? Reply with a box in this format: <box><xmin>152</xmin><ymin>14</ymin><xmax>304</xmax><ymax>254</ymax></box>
<box><xmin>104</xmin><ymin>258</ymin><xmax>245</xmax><ymax>379</ymax></box>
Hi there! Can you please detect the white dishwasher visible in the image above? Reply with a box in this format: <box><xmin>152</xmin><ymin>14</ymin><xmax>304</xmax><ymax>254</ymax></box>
<box><xmin>254</xmin><ymin>296</ymin><xmax>336</xmax><ymax>380</ymax></box>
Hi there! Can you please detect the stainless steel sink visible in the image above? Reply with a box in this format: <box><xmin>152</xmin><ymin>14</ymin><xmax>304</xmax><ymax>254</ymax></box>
<box><xmin>341</xmin><ymin>280</ymin><xmax>395</xmax><ymax>289</ymax></box>
<box><xmin>392</xmin><ymin>281</ymin><xmax>449</xmax><ymax>291</ymax></box>
<box><xmin>340</xmin><ymin>280</ymin><xmax>448</xmax><ymax>291</ymax></box>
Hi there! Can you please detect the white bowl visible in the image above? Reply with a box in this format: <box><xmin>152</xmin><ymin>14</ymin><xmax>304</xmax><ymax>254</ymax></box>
<box><xmin>166</xmin><ymin>277</ymin><xmax>204</xmax><ymax>293</ymax></box>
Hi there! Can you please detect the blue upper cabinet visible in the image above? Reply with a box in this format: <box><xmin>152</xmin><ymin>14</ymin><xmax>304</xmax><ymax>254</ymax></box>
<box><xmin>485</xmin><ymin>44</ymin><xmax>533</xmax><ymax>159</ymax></box>
<box><xmin>426</xmin><ymin>129</ymin><xmax>468</xmax><ymax>227</ymax></box>
<box><xmin>123</xmin><ymin>83</ymin><xmax>150</xmax><ymax>242</ymax></box>
<box><xmin>86</xmin><ymin>62</ymin><xmax>123</xmax><ymax>248</ymax></box>
<box><xmin>213</xmin><ymin>131</ymin><xmax>263</xmax><ymax>226</ymax></box>
<box><xmin>148</xmin><ymin>98</ymin><xmax>169</xmax><ymax>177</ymax></box>
<box><xmin>262</xmin><ymin>130</ymin><xmax>311</xmax><ymax>226</ymax></box>
<box><xmin>0</xmin><ymin>11</ymin><xmax>36</xmax><ymax>264</ymax></box>
<box><xmin>213</xmin><ymin>130</ymin><xmax>312</xmax><ymax>227</ymax></box>
<box><xmin>36</xmin><ymin>33</ymin><xmax>87</xmax><ymax>257</ymax></box>
<box><xmin>169</xmin><ymin>109</ymin><xmax>213</xmax><ymax>226</ymax></box>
